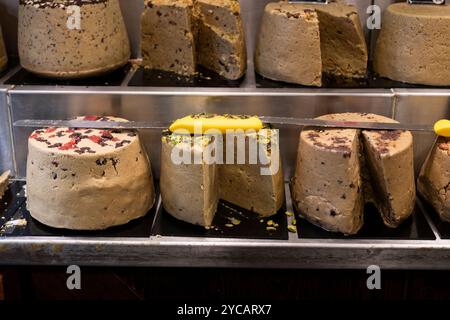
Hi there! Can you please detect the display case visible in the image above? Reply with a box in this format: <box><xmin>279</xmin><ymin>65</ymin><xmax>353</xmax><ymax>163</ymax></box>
<box><xmin>0</xmin><ymin>0</ymin><xmax>450</xmax><ymax>270</ymax></box>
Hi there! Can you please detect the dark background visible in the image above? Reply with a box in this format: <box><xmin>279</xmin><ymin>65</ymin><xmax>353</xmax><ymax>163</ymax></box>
<box><xmin>1</xmin><ymin>267</ymin><xmax>450</xmax><ymax>300</ymax></box>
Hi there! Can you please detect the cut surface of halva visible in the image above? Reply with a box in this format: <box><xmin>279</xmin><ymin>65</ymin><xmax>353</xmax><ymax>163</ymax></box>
<box><xmin>292</xmin><ymin>113</ymin><xmax>415</xmax><ymax>235</ymax></box>
<box><xmin>418</xmin><ymin>137</ymin><xmax>450</xmax><ymax>222</ymax></box>
<box><xmin>219</xmin><ymin>126</ymin><xmax>284</xmax><ymax>217</ymax></box>
<box><xmin>0</xmin><ymin>26</ymin><xmax>7</xmax><ymax>72</ymax></box>
<box><xmin>26</xmin><ymin>116</ymin><xmax>155</xmax><ymax>230</ymax></box>
<box><xmin>141</xmin><ymin>0</ymin><xmax>247</xmax><ymax>79</ymax></box>
<box><xmin>160</xmin><ymin>133</ymin><xmax>219</xmax><ymax>227</ymax></box>
<box><xmin>141</xmin><ymin>0</ymin><xmax>197</xmax><ymax>76</ymax></box>
<box><xmin>255</xmin><ymin>1</ymin><xmax>368</xmax><ymax>86</ymax></box>
<box><xmin>313</xmin><ymin>2</ymin><xmax>368</xmax><ymax>79</ymax></box>
<box><xmin>193</xmin><ymin>0</ymin><xmax>247</xmax><ymax>80</ymax></box>
<box><xmin>374</xmin><ymin>3</ymin><xmax>450</xmax><ymax>86</ymax></box>
<box><xmin>0</xmin><ymin>171</ymin><xmax>9</xmax><ymax>200</ymax></box>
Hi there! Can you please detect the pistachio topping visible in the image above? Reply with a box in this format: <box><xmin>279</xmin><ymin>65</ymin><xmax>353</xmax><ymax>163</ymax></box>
<box><xmin>288</xmin><ymin>225</ymin><xmax>297</xmax><ymax>233</ymax></box>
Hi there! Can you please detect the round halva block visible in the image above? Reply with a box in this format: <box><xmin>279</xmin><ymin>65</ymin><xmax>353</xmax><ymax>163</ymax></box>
<box><xmin>18</xmin><ymin>0</ymin><xmax>130</xmax><ymax>79</ymax></box>
<box><xmin>255</xmin><ymin>1</ymin><xmax>368</xmax><ymax>87</ymax></box>
<box><xmin>418</xmin><ymin>137</ymin><xmax>450</xmax><ymax>222</ymax></box>
<box><xmin>141</xmin><ymin>0</ymin><xmax>247</xmax><ymax>80</ymax></box>
<box><xmin>374</xmin><ymin>3</ymin><xmax>450</xmax><ymax>86</ymax></box>
<box><xmin>160</xmin><ymin>114</ymin><xmax>284</xmax><ymax>228</ymax></box>
<box><xmin>26</xmin><ymin>116</ymin><xmax>155</xmax><ymax>230</ymax></box>
<box><xmin>255</xmin><ymin>2</ymin><xmax>322</xmax><ymax>86</ymax></box>
<box><xmin>292</xmin><ymin>113</ymin><xmax>415</xmax><ymax>235</ymax></box>
<box><xmin>0</xmin><ymin>26</ymin><xmax>7</xmax><ymax>72</ymax></box>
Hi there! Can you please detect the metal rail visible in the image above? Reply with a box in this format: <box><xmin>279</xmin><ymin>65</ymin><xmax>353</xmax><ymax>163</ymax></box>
<box><xmin>1</xmin><ymin>183</ymin><xmax>450</xmax><ymax>270</ymax></box>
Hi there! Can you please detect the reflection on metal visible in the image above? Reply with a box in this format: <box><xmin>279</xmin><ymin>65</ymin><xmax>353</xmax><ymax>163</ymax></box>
<box><xmin>3</xmin><ymin>235</ymin><xmax>450</xmax><ymax>269</ymax></box>
<box><xmin>14</xmin><ymin>119</ymin><xmax>171</xmax><ymax>130</ymax></box>
<box><xmin>0</xmin><ymin>88</ymin><xmax>13</xmax><ymax>174</ymax></box>
<box><xmin>13</xmin><ymin>118</ymin><xmax>436</xmax><ymax>132</ymax></box>
<box><xmin>8</xmin><ymin>86</ymin><xmax>394</xmax><ymax>180</ymax></box>
<box><xmin>1</xmin><ymin>183</ymin><xmax>450</xmax><ymax>270</ymax></box>
<box><xmin>6</xmin><ymin>85</ymin><xmax>450</xmax><ymax>180</ymax></box>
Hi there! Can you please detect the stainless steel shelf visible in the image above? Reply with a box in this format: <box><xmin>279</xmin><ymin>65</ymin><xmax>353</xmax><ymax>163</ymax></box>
<box><xmin>1</xmin><ymin>183</ymin><xmax>450</xmax><ymax>270</ymax></box>
<box><xmin>0</xmin><ymin>68</ymin><xmax>449</xmax><ymax>271</ymax></box>
<box><xmin>3</xmin><ymin>236</ymin><xmax>450</xmax><ymax>269</ymax></box>
<box><xmin>0</xmin><ymin>64</ymin><xmax>449</xmax><ymax>270</ymax></box>
<box><xmin>3</xmin><ymin>65</ymin><xmax>450</xmax><ymax>95</ymax></box>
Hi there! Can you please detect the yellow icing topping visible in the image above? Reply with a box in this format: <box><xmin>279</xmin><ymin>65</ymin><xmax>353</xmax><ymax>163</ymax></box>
<box><xmin>434</xmin><ymin>119</ymin><xmax>450</xmax><ymax>138</ymax></box>
<box><xmin>169</xmin><ymin>114</ymin><xmax>264</xmax><ymax>134</ymax></box>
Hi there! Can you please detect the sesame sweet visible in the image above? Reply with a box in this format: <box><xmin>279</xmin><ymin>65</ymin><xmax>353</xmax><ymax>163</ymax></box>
<box><xmin>18</xmin><ymin>0</ymin><xmax>130</xmax><ymax>78</ymax></box>
<box><xmin>374</xmin><ymin>3</ymin><xmax>450</xmax><ymax>86</ymax></box>
<box><xmin>26</xmin><ymin>116</ymin><xmax>155</xmax><ymax>230</ymax></box>
<box><xmin>255</xmin><ymin>1</ymin><xmax>368</xmax><ymax>86</ymax></box>
<box><xmin>292</xmin><ymin>113</ymin><xmax>415</xmax><ymax>235</ymax></box>
<box><xmin>160</xmin><ymin>113</ymin><xmax>284</xmax><ymax>227</ymax></box>
<box><xmin>418</xmin><ymin>137</ymin><xmax>450</xmax><ymax>222</ymax></box>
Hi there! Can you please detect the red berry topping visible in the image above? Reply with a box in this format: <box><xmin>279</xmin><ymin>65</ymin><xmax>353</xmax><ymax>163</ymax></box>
<box><xmin>58</xmin><ymin>140</ymin><xmax>78</xmax><ymax>151</ymax></box>
<box><xmin>89</xmin><ymin>135</ymin><xmax>103</xmax><ymax>144</ymax></box>
<box><xmin>83</xmin><ymin>115</ymin><xmax>100</xmax><ymax>121</ymax></box>
<box><xmin>100</xmin><ymin>130</ymin><xmax>113</xmax><ymax>140</ymax></box>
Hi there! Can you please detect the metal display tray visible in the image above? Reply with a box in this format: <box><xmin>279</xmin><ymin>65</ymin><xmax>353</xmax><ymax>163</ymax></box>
<box><xmin>1</xmin><ymin>61</ymin><xmax>450</xmax><ymax>270</ymax></box>
<box><xmin>1</xmin><ymin>180</ymin><xmax>450</xmax><ymax>270</ymax></box>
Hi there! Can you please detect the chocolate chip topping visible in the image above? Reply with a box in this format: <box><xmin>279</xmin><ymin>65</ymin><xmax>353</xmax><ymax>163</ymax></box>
<box><xmin>30</xmin><ymin>116</ymin><xmax>137</xmax><ymax>154</ymax></box>
<box><xmin>20</xmin><ymin>0</ymin><xmax>108</xmax><ymax>8</ymax></box>
<box><xmin>378</xmin><ymin>131</ymin><xmax>401</xmax><ymax>141</ymax></box>
<box><xmin>371</xmin><ymin>131</ymin><xmax>403</xmax><ymax>155</ymax></box>
<box><xmin>438</xmin><ymin>138</ymin><xmax>450</xmax><ymax>156</ymax></box>
<box><xmin>48</xmin><ymin>143</ymin><xmax>62</xmax><ymax>149</ymax></box>
<box><xmin>306</xmin><ymin>129</ymin><xmax>352</xmax><ymax>155</ymax></box>
<box><xmin>307</xmin><ymin>132</ymin><xmax>320</xmax><ymax>140</ymax></box>
<box><xmin>332</xmin><ymin>137</ymin><xmax>349</xmax><ymax>144</ymax></box>
<box><xmin>286</xmin><ymin>12</ymin><xmax>300</xmax><ymax>19</ymax></box>
<box><xmin>115</xmin><ymin>140</ymin><xmax>131</xmax><ymax>148</ymax></box>
<box><xmin>96</xmin><ymin>158</ymin><xmax>108</xmax><ymax>166</ymax></box>
<box><xmin>312</xmin><ymin>141</ymin><xmax>352</xmax><ymax>155</ymax></box>
<box><xmin>101</xmin><ymin>130</ymin><xmax>114</xmax><ymax>140</ymax></box>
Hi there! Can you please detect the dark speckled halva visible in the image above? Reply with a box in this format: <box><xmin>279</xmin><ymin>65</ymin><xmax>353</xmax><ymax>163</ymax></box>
<box><xmin>18</xmin><ymin>0</ymin><xmax>130</xmax><ymax>79</ymax></box>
